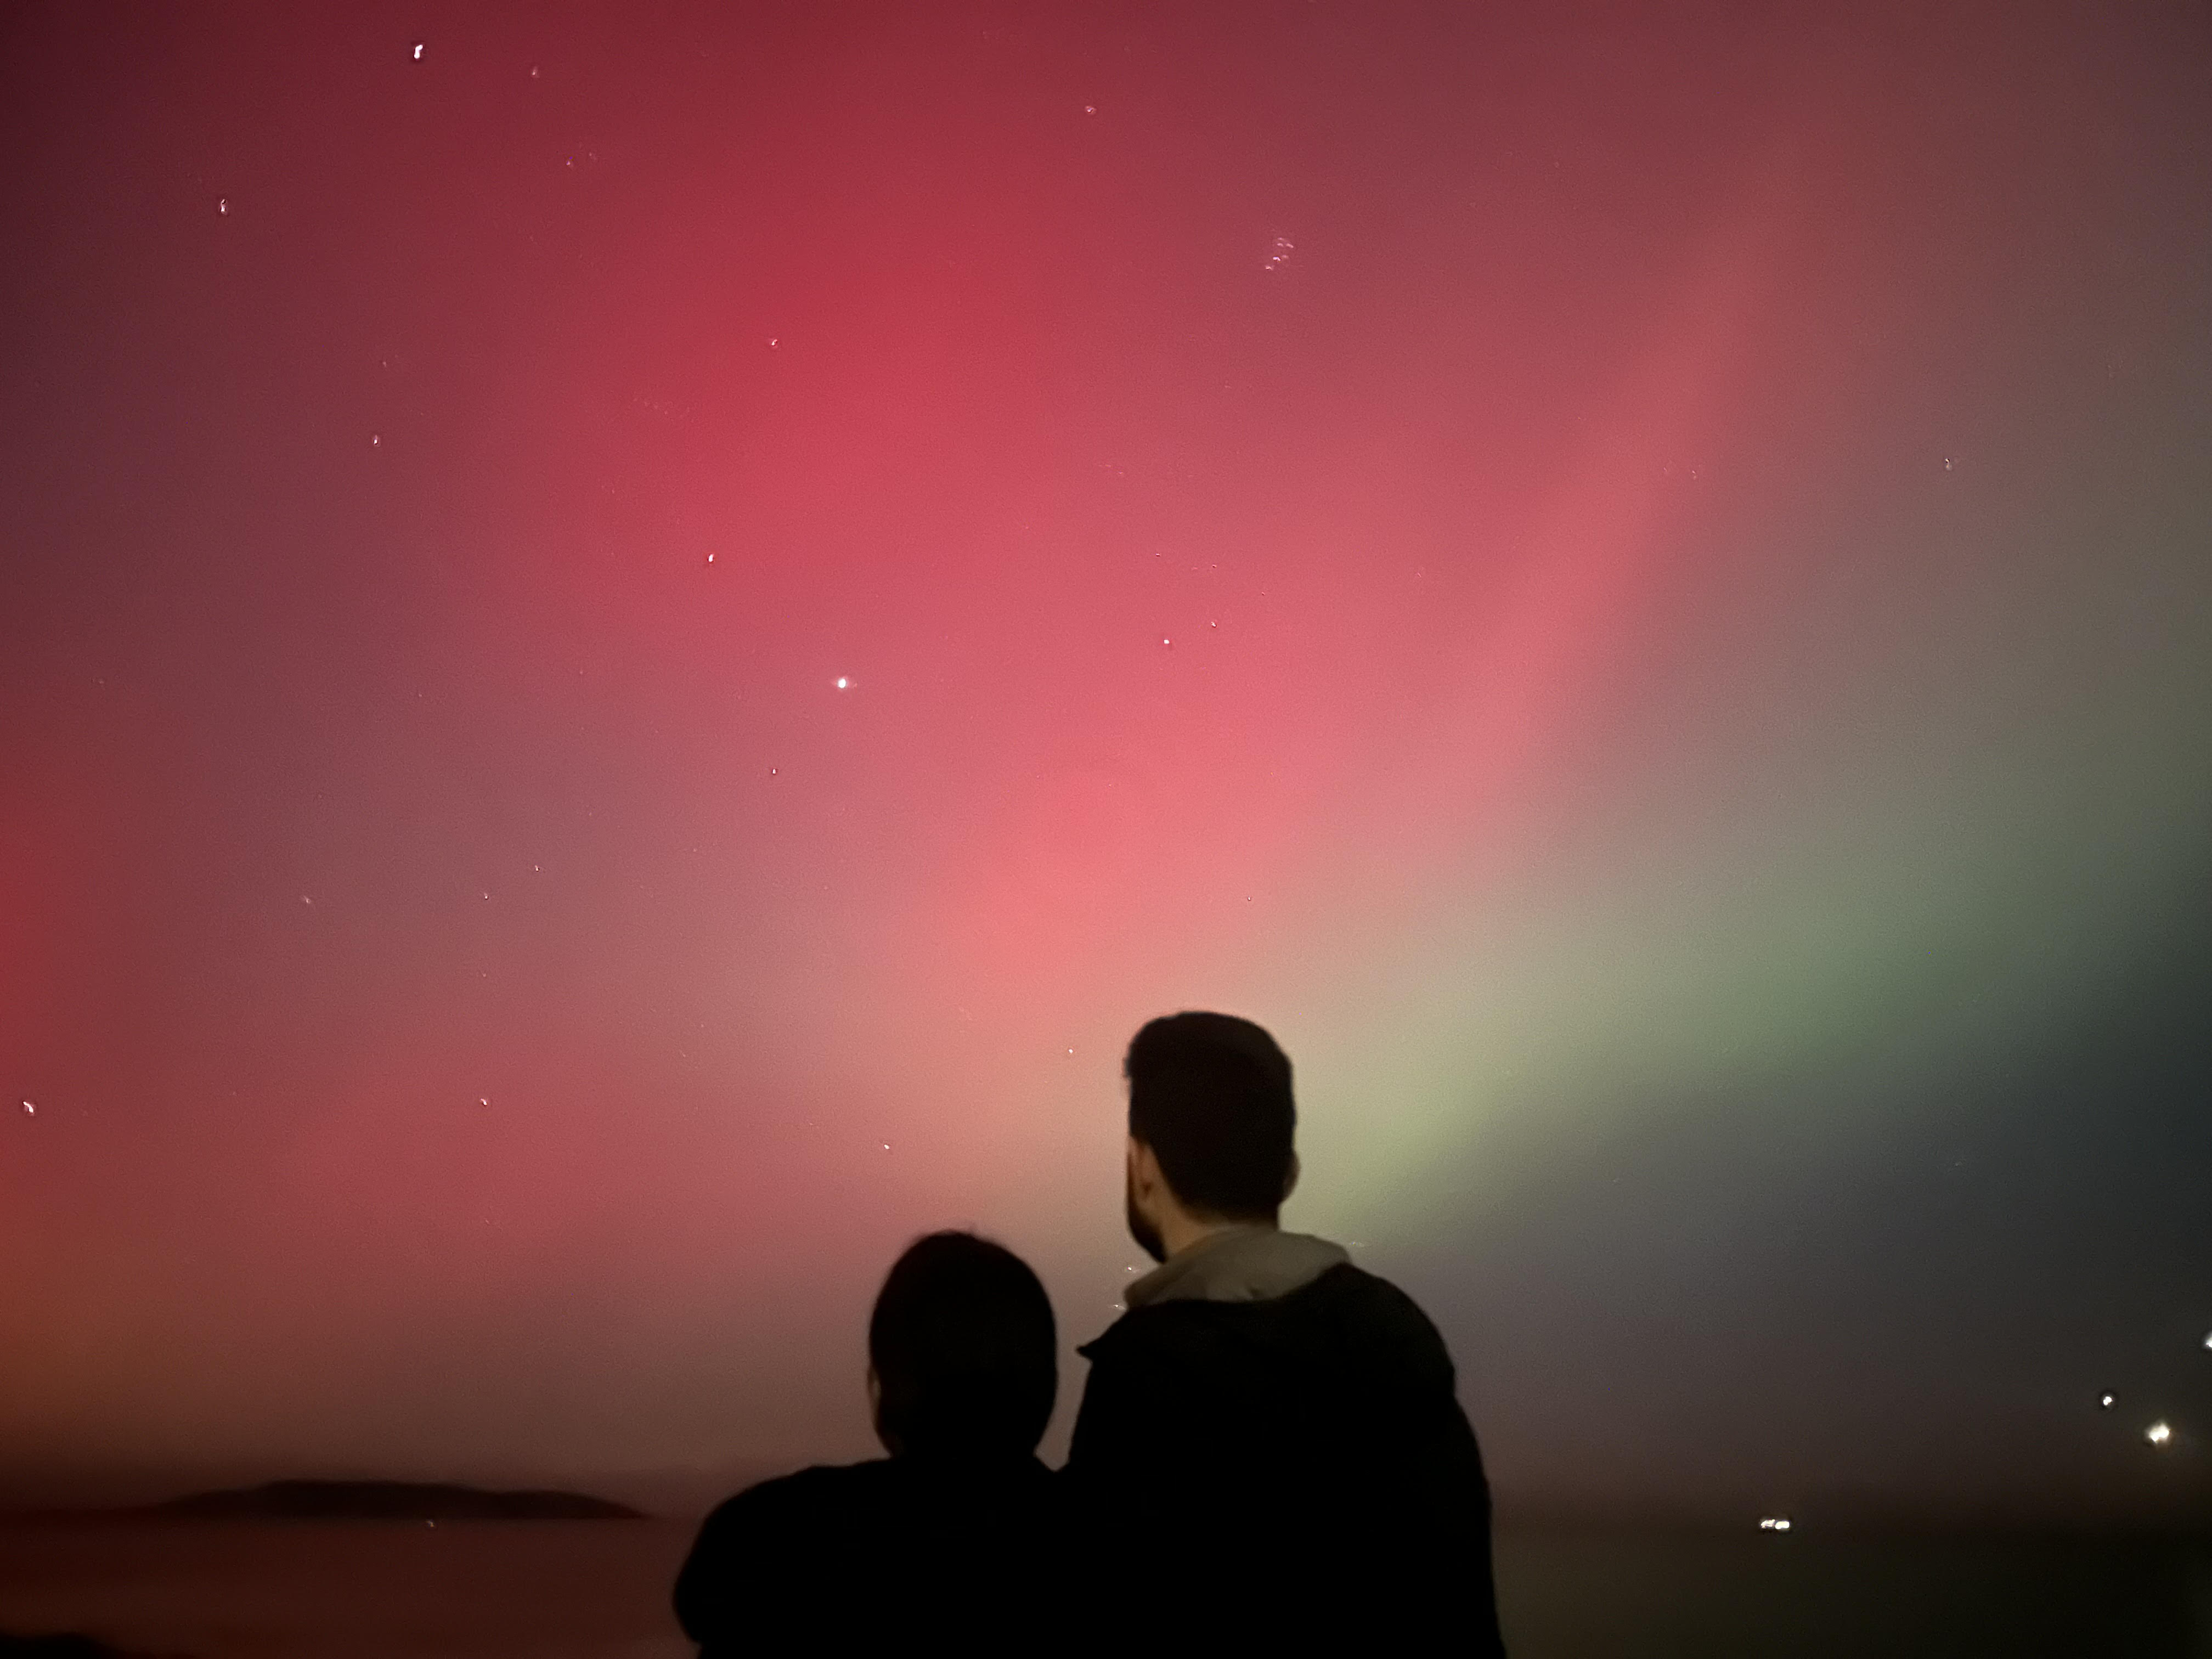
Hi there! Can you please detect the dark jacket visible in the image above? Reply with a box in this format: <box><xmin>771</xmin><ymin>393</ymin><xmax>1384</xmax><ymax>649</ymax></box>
<box><xmin>674</xmin><ymin>1453</ymin><xmax>1066</xmax><ymax>1653</ymax></box>
<box><xmin>1068</xmin><ymin>1232</ymin><xmax>1505</xmax><ymax>1654</ymax></box>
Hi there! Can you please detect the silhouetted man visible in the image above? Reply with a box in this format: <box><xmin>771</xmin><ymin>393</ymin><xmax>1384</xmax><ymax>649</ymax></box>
<box><xmin>1066</xmin><ymin>1012</ymin><xmax>1505</xmax><ymax>1654</ymax></box>
<box><xmin>674</xmin><ymin>1231</ymin><xmax>1065</xmax><ymax>1652</ymax></box>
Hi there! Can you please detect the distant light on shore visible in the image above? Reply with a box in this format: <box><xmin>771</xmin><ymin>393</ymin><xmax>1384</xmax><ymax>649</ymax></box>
<box><xmin>2146</xmin><ymin>1421</ymin><xmax>2172</xmax><ymax>1447</ymax></box>
<box><xmin>1758</xmin><ymin>1516</ymin><xmax>1792</xmax><ymax>1532</ymax></box>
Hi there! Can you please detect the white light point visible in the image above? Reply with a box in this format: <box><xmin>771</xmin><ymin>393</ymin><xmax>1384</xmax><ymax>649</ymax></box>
<box><xmin>880</xmin><ymin>1142</ymin><xmax>890</xmax><ymax>1152</ymax></box>
<box><xmin>2202</xmin><ymin>1331</ymin><xmax>2211</xmax><ymax>1351</ymax></box>
<box><xmin>411</xmin><ymin>42</ymin><xmax>424</xmax><ymax>60</ymax></box>
<box><xmin>1758</xmin><ymin>1516</ymin><xmax>1791</xmax><ymax>1532</ymax></box>
<box><xmin>20</xmin><ymin>1101</ymin><xmax>31</xmax><ymax>1116</ymax></box>
<box><xmin>705</xmin><ymin>553</ymin><xmax>714</xmax><ymax>563</ymax></box>
<box><xmin>834</xmin><ymin>677</ymin><xmax>849</xmax><ymax>690</ymax></box>
<box><xmin>218</xmin><ymin>198</ymin><xmax>228</xmax><ymax>215</ymax></box>
<box><xmin>1084</xmin><ymin>104</ymin><xmax>1097</xmax><ymax>115</ymax></box>
<box><xmin>2100</xmin><ymin>1394</ymin><xmax>2115</xmax><ymax>1410</ymax></box>
<box><xmin>478</xmin><ymin>1097</ymin><xmax>489</xmax><ymax>1107</ymax></box>
<box><xmin>2146</xmin><ymin>1421</ymin><xmax>2172</xmax><ymax>1447</ymax></box>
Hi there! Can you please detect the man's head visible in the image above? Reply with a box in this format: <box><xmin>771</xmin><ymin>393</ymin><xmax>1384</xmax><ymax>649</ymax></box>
<box><xmin>1123</xmin><ymin>1011</ymin><xmax>1297</xmax><ymax>1261</ymax></box>
<box><xmin>867</xmin><ymin>1231</ymin><xmax>1057</xmax><ymax>1460</ymax></box>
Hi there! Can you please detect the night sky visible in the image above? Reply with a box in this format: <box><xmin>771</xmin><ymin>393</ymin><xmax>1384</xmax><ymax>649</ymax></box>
<box><xmin>4</xmin><ymin>3</ymin><xmax>2209</xmax><ymax>1526</ymax></box>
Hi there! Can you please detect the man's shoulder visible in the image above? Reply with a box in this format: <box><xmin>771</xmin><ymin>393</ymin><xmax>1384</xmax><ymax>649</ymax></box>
<box><xmin>1268</xmin><ymin>1261</ymin><xmax>1455</xmax><ymax>1370</ymax></box>
<box><xmin>1308</xmin><ymin>1261</ymin><xmax>1452</xmax><ymax>1341</ymax></box>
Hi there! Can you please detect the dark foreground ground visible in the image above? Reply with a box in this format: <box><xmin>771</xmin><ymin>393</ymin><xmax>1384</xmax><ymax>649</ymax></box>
<box><xmin>1</xmin><ymin>1519</ymin><xmax>2207</xmax><ymax>1656</ymax></box>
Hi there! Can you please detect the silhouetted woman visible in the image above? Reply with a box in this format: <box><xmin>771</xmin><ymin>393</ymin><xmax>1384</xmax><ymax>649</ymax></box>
<box><xmin>674</xmin><ymin>1231</ymin><xmax>1065</xmax><ymax>1651</ymax></box>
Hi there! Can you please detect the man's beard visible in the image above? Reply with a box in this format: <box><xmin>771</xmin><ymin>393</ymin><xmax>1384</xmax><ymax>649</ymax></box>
<box><xmin>1125</xmin><ymin>1167</ymin><xmax>1166</xmax><ymax>1263</ymax></box>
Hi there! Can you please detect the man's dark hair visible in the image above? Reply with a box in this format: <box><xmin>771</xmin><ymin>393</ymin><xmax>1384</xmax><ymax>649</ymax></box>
<box><xmin>867</xmin><ymin>1231</ymin><xmax>1057</xmax><ymax>1458</ymax></box>
<box><xmin>1124</xmin><ymin>1011</ymin><xmax>1295</xmax><ymax>1221</ymax></box>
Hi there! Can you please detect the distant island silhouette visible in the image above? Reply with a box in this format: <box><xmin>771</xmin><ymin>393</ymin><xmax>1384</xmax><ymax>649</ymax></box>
<box><xmin>123</xmin><ymin>1479</ymin><xmax>643</xmax><ymax>1521</ymax></box>
<box><xmin>0</xmin><ymin>1637</ymin><xmax>160</xmax><ymax>1659</ymax></box>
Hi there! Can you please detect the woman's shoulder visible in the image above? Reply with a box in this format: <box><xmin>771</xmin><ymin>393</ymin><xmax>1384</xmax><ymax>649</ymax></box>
<box><xmin>697</xmin><ymin>1459</ymin><xmax>895</xmax><ymax>1533</ymax></box>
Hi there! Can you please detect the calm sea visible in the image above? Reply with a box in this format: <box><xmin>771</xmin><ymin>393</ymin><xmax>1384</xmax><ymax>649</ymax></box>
<box><xmin>1</xmin><ymin>1520</ymin><xmax>2206</xmax><ymax>1656</ymax></box>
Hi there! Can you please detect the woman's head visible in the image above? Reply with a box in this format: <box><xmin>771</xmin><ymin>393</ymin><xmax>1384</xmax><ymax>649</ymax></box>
<box><xmin>867</xmin><ymin>1231</ymin><xmax>1057</xmax><ymax>1459</ymax></box>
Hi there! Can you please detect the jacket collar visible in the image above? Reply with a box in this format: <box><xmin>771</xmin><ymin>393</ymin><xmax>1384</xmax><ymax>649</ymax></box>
<box><xmin>1123</xmin><ymin>1225</ymin><xmax>1349</xmax><ymax>1310</ymax></box>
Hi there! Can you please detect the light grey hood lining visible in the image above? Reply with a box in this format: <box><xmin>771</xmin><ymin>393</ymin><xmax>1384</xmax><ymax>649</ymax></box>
<box><xmin>1125</xmin><ymin>1226</ymin><xmax>1350</xmax><ymax>1309</ymax></box>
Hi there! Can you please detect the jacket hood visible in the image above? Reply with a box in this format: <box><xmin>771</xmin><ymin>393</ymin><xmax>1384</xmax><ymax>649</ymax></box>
<box><xmin>1124</xmin><ymin>1226</ymin><xmax>1349</xmax><ymax>1310</ymax></box>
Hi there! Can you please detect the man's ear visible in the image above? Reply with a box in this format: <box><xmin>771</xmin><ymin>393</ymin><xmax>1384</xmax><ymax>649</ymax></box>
<box><xmin>1281</xmin><ymin>1150</ymin><xmax>1300</xmax><ymax>1204</ymax></box>
<box><xmin>1128</xmin><ymin>1135</ymin><xmax>1158</xmax><ymax>1195</ymax></box>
